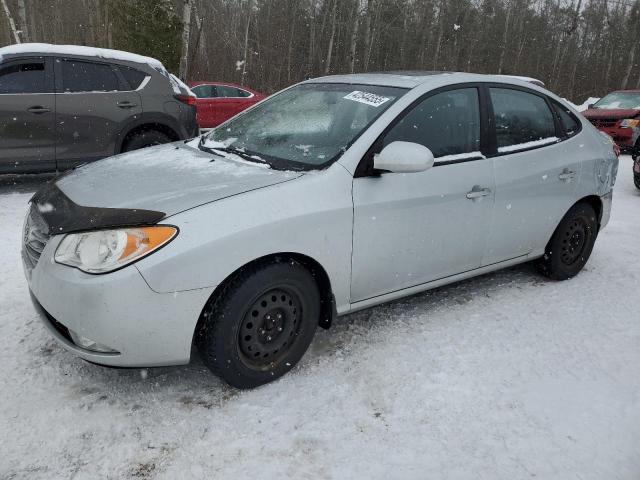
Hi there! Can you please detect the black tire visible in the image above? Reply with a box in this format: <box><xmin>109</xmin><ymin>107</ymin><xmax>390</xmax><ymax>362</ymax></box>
<box><xmin>634</xmin><ymin>174</ymin><xmax>640</xmax><ymax>190</ymax></box>
<box><xmin>196</xmin><ymin>259</ymin><xmax>320</xmax><ymax>389</ymax></box>
<box><xmin>122</xmin><ymin>130</ymin><xmax>171</xmax><ymax>152</ymax></box>
<box><xmin>537</xmin><ymin>203</ymin><xmax>598</xmax><ymax>281</ymax></box>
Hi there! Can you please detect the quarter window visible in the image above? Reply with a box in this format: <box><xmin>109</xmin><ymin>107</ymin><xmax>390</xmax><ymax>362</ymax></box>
<box><xmin>381</xmin><ymin>88</ymin><xmax>481</xmax><ymax>160</ymax></box>
<box><xmin>552</xmin><ymin>101</ymin><xmax>581</xmax><ymax>137</ymax></box>
<box><xmin>0</xmin><ymin>60</ymin><xmax>48</xmax><ymax>94</ymax></box>
<box><xmin>118</xmin><ymin>65</ymin><xmax>147</xmax><ymax>90</ymax></box>
<box><xmin>60</xmin><ymin>59</ymin><xmax>119</xmax><ymax>92</ymax></box>
<box><xmin>490</xmin><ymin>88</ymin><xmax>557</xmax><ymax>152</ymax></box>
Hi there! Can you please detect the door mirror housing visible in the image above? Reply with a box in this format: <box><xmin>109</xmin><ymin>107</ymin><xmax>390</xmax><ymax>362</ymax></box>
<box><xmin>373</xmin><ymin>141</ymin><xmax>435</xmax><ymax>174</ymax></box>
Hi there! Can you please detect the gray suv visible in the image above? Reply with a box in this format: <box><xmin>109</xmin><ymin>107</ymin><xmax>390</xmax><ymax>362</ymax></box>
<box><xmin>0</xmin><ymin>43</ymin><xmax>198</xmax><ymax>174</ymax></box>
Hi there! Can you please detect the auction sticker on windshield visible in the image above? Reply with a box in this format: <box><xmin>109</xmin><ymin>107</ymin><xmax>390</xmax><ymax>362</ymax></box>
<box><xmin>343</xmin><ymin>91</ymin><xmax>391</xmax><ymax>107</ymax></box>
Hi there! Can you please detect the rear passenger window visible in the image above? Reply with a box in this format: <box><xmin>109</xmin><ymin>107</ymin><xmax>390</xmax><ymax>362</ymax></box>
<box><xmin>118</xmin><ymin>65</ymin><xmax>147</xmax><ymax>90</ymax></box>
<box><xmin>217</xmin><ymin>85</ymin><xmax>244</xmax><ymax>98</ymax></box>
<box><xmin>381</xmin><ymin>88</ymin><xmax>481</xmax><ymax>160</ymax></box>
<box><xmin>552</xmin><ymin>101</ymin><xmax>581</xmax><ymax>137</ymax></box>
<box><xmin>0</xmin><ymin>60</ymin><xmax>48</xmax><ymax>94</ymax></box>
<box><xmin>192</xmin><ymin>85</ymin><xmax>215</xmax><ymax>98</ymax></box>
<box><xmin>60</xmin><ymin>59</ymin><xmax>119</xmax><ymax>92</ymax></box>
<box><xmin>490</xmin><ymin>88</ymin><xmax>557</xmax><ymax>152</ymax></box>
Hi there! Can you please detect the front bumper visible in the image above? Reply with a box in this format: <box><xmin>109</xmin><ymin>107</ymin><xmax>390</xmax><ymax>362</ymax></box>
<box><xmin>25</xmin><ymin>235</ymin><xmax>214</xmax><ymax>367</ymax></box>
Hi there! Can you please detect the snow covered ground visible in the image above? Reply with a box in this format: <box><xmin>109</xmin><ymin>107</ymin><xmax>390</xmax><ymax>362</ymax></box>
<box><xmin>1</xmin><ymin>158</ymin><xmax>639</xmax><ymax>480</ymax></box>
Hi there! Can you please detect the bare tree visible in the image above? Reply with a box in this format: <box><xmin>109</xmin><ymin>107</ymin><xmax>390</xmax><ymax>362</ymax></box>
<box><xmin>178</xmin><ymin>0</ymin><xmax>192</xmax><ymax>80</ymax></box>
<box><xmin>1</xmin><ymin>0</ymin><xmax>21</xmax><ymax>43</ymax></box>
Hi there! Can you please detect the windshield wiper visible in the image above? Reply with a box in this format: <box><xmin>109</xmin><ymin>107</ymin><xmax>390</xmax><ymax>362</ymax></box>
<box><xmin>197</xmin><ymin>136</ymin><xmax>224</xmax><ymax>159</ymax></box>
<box><xmin>211</xmin><ymin>146</ymin><xmax>266</xmax><ymax>164</ymax></box>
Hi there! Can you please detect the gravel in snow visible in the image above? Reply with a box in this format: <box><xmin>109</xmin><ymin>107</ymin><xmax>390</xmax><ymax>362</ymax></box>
<box><xmin>1</xmin><ymin>157</ymin><xmax>639</xmax><ymax>479</ymax></box>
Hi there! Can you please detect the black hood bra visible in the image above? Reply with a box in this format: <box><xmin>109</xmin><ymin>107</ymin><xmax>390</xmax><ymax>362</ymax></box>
<box><xmin>30</xmin><ymin>182</ymin><xmax>165</xmax><ymax>235</ymax></box>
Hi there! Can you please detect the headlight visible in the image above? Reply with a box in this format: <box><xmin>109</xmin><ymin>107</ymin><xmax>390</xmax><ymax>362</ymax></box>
<box><xmin>54</xmin><ymin>226</ymin><xmax>178</xmax><ymax>274</ymax></box>
<box><xmin>620</xmin><ymin>119</ymin><xmax>640</xmax><ymax>128</ymax></box>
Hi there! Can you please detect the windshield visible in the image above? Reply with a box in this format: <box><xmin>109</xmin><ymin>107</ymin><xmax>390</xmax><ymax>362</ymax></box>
<box><xmin>202</xmin><ymin>83</ymin><xmax>406</xmax><ymax>170</ymax></box>
<box><xmin>593</xmin><ymin>92</ymin><xmax>640</xmax><ymax>110</ymax></box>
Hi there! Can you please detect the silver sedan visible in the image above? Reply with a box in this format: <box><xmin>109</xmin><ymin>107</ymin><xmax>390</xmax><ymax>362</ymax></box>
<box><xmin>23</xmin><ymin>72</ymin><xmax>618</xmax><ymax>388</ymax></box>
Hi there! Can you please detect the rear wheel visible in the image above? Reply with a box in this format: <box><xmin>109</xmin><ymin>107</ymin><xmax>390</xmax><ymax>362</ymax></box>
<box><xmin>196</xmin><ymin>259</ymin><xmax>320</xmax><ymax>389</ymax></box>
<box><xmin>122</xmin><ymin>130</ymin><xmax>171</xmax><ymax>152</ymax></box>
<box><xmin>537</xmin><ymin>203</ymin><xmax>598</xmax><ymax>280</ymax></box>
<box><xmin>634</xmin><ymin>173</ymin><xmax>640</xmax><ymax>190</ymax></box>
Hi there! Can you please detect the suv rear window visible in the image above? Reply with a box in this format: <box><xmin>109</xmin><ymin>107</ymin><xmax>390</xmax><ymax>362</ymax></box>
<box><xmin>118</xmin><ymin>65</ymin><xmax>147</xmax><ymax>90</ymax></box>
<box><xmin>0</xmin><ymin>59</ymin><xmax>49</xmax><ymax>94</ymax></box>
<box><xmin>60</xmin><ymin>59</ymin><xmax>119</xmax><ymax>92</ymax></box>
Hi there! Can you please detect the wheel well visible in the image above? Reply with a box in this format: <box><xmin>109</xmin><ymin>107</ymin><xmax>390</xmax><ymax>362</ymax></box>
<box><xmin>120</xmin><ymin>123</ymin><xmax>179</xmax><ymax>152</ymax></box>
<box><xmin>194</xmin><ymin>253</ymin><xmax>336</xmax><ymax>343</ymax></box>
<box><xmin>577</xmin><ymin>195</ymin><xmax>603</xmax><ymax>226</ymax></box>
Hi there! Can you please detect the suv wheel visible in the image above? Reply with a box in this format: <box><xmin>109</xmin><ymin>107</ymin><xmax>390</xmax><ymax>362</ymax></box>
<box><xmin>537</xmin><ymin>203</ymin><xmax>598</xmax><ymax>280</ymax></box>
<box><xmin>122</xmin><ymin>130</ymin><xmax>171</xmax><ymax>152</ymax></box>
<box><xmin>196</xmin><ymin>259</ymin><xmax>320</xmax><ymax>389</ymax></box>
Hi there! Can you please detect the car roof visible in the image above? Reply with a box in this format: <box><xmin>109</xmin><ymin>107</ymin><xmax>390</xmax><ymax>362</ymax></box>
<box><xmin>0</xmin><ymin>43</ymin><xmax>165</xmax><ymax>70</ymax></box>
<box><xmin>304</xmin><ymin>71</ymin><xmax>546</xmax><ymax>89</ymax></box>
<box><xmin>610</xmin><ymin>89</ymin><xmax>640</xmax><ymax>93</ymax></box>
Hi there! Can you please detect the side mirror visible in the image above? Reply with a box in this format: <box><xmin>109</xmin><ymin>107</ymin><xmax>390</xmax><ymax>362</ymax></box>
<box><xmin>373</xmin><ymin>141</ymin><xmax>435</xmax><ymax>174</ymax></box>
<box><xmin>587</xmin><ymin>103</ymin><xmax>595</xmax><ymax>109</ymax></box>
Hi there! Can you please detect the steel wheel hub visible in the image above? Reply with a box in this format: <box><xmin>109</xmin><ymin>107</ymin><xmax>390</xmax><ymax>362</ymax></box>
<box><xmin>239</xmin><ymin>288</ymin><xmax>300</xmax><ymax>364</ymax></box>
<box><xmin>561</xmin><ymin>218</ymin><xmax>588</xmax><ymax>265</ymax></box>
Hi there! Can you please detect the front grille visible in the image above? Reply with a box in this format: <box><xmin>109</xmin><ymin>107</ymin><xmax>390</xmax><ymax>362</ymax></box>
<box><xmin>589</xmin><ymin>118</ymin><xmax>618</xmax><ymax>128</ymax></box>
<box><xmin>22</xmin><ymin>205</ymin><xmax>50</xmax><ymax>273</ymax></box>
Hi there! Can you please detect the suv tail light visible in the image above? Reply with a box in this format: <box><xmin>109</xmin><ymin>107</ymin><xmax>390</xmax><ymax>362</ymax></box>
<box><xmin>175</xmin><ymin>94</ymin><xmax>197</xmax><ymax>106</ymax></box>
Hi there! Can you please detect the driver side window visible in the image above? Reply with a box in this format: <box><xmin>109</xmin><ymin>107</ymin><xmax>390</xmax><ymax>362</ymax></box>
<box><xmin>382</xmin><ymin>88</ymin><xmax>481</xmax><ymax>160</ymax></box>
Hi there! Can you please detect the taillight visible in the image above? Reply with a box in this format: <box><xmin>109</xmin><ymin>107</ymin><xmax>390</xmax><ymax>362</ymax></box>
<box><xmin>175</xmin><ymin>94</ymin><xmax>197</xmax><ymax>106</ymax></box>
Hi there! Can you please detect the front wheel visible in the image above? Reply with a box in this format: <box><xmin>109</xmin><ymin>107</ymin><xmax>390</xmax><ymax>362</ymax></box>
<box><xmin>537</xmin><ymin>203</ymin><xmax>598</xmax><ymax>280</ymax></box>
<box><xmin>196</xmin><ymin>259</ymin><xmax>320</xmax><ymax>389</ymax></box>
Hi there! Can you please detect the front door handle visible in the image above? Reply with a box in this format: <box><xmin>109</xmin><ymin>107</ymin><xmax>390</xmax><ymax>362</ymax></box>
<box><xmin>27</xmin><ymin>106</ymin><xmax>51</xmax><ymax>114</ymax></box>
<box><xmin>558</xmin><ymin>168</ymin><xmax>576</xmax><ymax>182</ymax></box>
<box><xmin>117</xmin><ymin>101</ymin><xmax>137</xmax><ymax>109</ymax></box>
<box><xmin>466</xmin><ymin>185</ymin><xmax>492</xmax><ymax>199</ymax></box>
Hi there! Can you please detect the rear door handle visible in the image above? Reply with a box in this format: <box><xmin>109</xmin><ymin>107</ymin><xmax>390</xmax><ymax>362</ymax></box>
<box><xmin>466</xmin><ymin>186</ymin><xmax>492</xmax><ymax>199</ymax></box>
<box><xmin>27</xmin><ymin>106</ymin><xmax>51</xmax><ymax>114</ymax></box>
<box><xmin>117</xmin><ymin>101</ymin><xmax>137</xmax><ymax>109</ymax></box>
<box><xmin>558</xmin><ymin>169</ymin><xmax>576</xmax><ymax>182</ymax></box>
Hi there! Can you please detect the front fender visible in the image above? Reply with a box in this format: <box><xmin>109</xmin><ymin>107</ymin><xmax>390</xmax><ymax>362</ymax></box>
<box><xmin>135</xmin><ymin>164</ymin><xmax>354</xmax><ymax>314</ymax></box>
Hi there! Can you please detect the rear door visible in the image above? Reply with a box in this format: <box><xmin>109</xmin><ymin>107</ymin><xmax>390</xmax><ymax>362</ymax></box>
<box><xmin>54</xmin><ymin>57</ymin><xmax>142</xmax><ymax>170</ymax></box>
<box><xmin>483</xmin><ymin>85</ymin><xmax>582</xmax><ymax>265</ymax></box>
<box><xmin>191</xmin><ymin>84</ymin><xmax>217</xmax><ymax>128</ymax></box>
<box><xmin>215</xmin><ymin>85</ymin><xmax>254</xmax><ymax>121</ymax></box>
<box><xmin>0</xmin><ymin>56</ymin><xmax>56</xmax><ymax>173</ymax></box>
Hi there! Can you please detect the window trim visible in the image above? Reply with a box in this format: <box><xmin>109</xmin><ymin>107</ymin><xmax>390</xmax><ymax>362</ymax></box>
<box><xmin>483</xmin><ymin>83</ymin><xmax>568</xmax><ymax>157</ymax></box>
<box><xmin>191</xmin><ymin>83</ymin><xmax>255</xmax><ymax>99</ymax></box>
<box><xmin>354</xmin><ymin>82</ymin><xmax>489</xmax><ymax>177</ymax></box>
<box><xmin>54</xmin><ymin>56</ymin><xmax>127</xmax><ymax>94</ymax></box>
<box><xmin>549</xmin><ymin>99</ymin><xmax>583</xmax><ymax>139</ymax></box>
<box><xmin>0</xmin><ymin>56</ymin><xmax>54</xmax><ymax>95</ymax></box>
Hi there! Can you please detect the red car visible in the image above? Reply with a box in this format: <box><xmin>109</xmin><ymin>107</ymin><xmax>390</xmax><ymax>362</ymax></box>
<box><xmin>188</xmin><ymin>82</ymin><xmax>265</xmax><ymax>129</ymax></box>
<box><xmin>583</xmin><ymin>90</ymin><xmax>640</xmax><ymax>159</ymax></box>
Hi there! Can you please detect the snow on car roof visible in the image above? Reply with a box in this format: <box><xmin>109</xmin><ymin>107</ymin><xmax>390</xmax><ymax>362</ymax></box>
<box><xmin>0</xmin><ymin>43</ymin><xmax>165</xmax><ymax>69</ymax></box>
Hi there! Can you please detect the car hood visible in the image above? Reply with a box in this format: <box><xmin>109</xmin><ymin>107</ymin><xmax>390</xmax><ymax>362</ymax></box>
<box><xmin>47</xmin><ymin>141</ymin><xmax>302</xmax><ymax>222</ymax></box>
<box><xmin>582</xmin><ymin>108</ymin><xmax>640</xmax><ymax>120</ymax></box>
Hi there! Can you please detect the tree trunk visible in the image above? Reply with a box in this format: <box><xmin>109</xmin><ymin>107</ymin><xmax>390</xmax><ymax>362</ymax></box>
<box><xmin>497</xmin><ymin>1</ymin><xmax>512</xmax><ymax>74</ymax></box>
<box><xmin>1</xmin><ymin>0</ymin><xmax>21</xmax><ymax>43</ymax></box>
<box><xmin>179</xmin><ymin>0</ymin><xmax>193</xmax><ymax>80</ymax></box>
<box><xmin>348</xmin><ymin>0</ymin><xmax>360</xmax><ymax>73</ymax></box>
<box><xmin>363</xmin><ymin>0</ymin><xmax>374</xmax><ymax>70</ymax></box>
<box><xmin>240</xmin><ymin>0</ymin><xmax>254</xmax><ymax>86</ymax></box>
<box><xmin>621</xmin><ymin>40</ymin><xmax>638</xmax><ymax>89</ymax></box>
<box><xmin>324</xmin><ymin>0</ymin><xmax>337</xmax><ymax>75</ymax></box>
<box><xmin>17</xmin><ymin>0</ymin><xmax>28</xmax><ymax>41</ymax></box>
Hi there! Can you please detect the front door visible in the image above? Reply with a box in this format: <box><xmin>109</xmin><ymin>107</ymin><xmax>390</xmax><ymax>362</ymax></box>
<box><xmin>0</xmin><ymin>57</ymin><xmax>56</xmax><ymax>173</ymax></box>
<box><xmin>54</xmin><ymin>57</ymin><xmax>142</xmax><ymax>170</ymax></box>
<box><xmin>351</xmin><ymin>87</ymin><xmax>495</xmax><ymax>303</ymax></box>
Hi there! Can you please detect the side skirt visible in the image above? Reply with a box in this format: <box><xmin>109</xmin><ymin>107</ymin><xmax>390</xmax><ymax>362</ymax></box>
<box><xmin>345</xmin><ymin>251</ymin><xmax>542</xmax><ymax>315</ymax></box>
